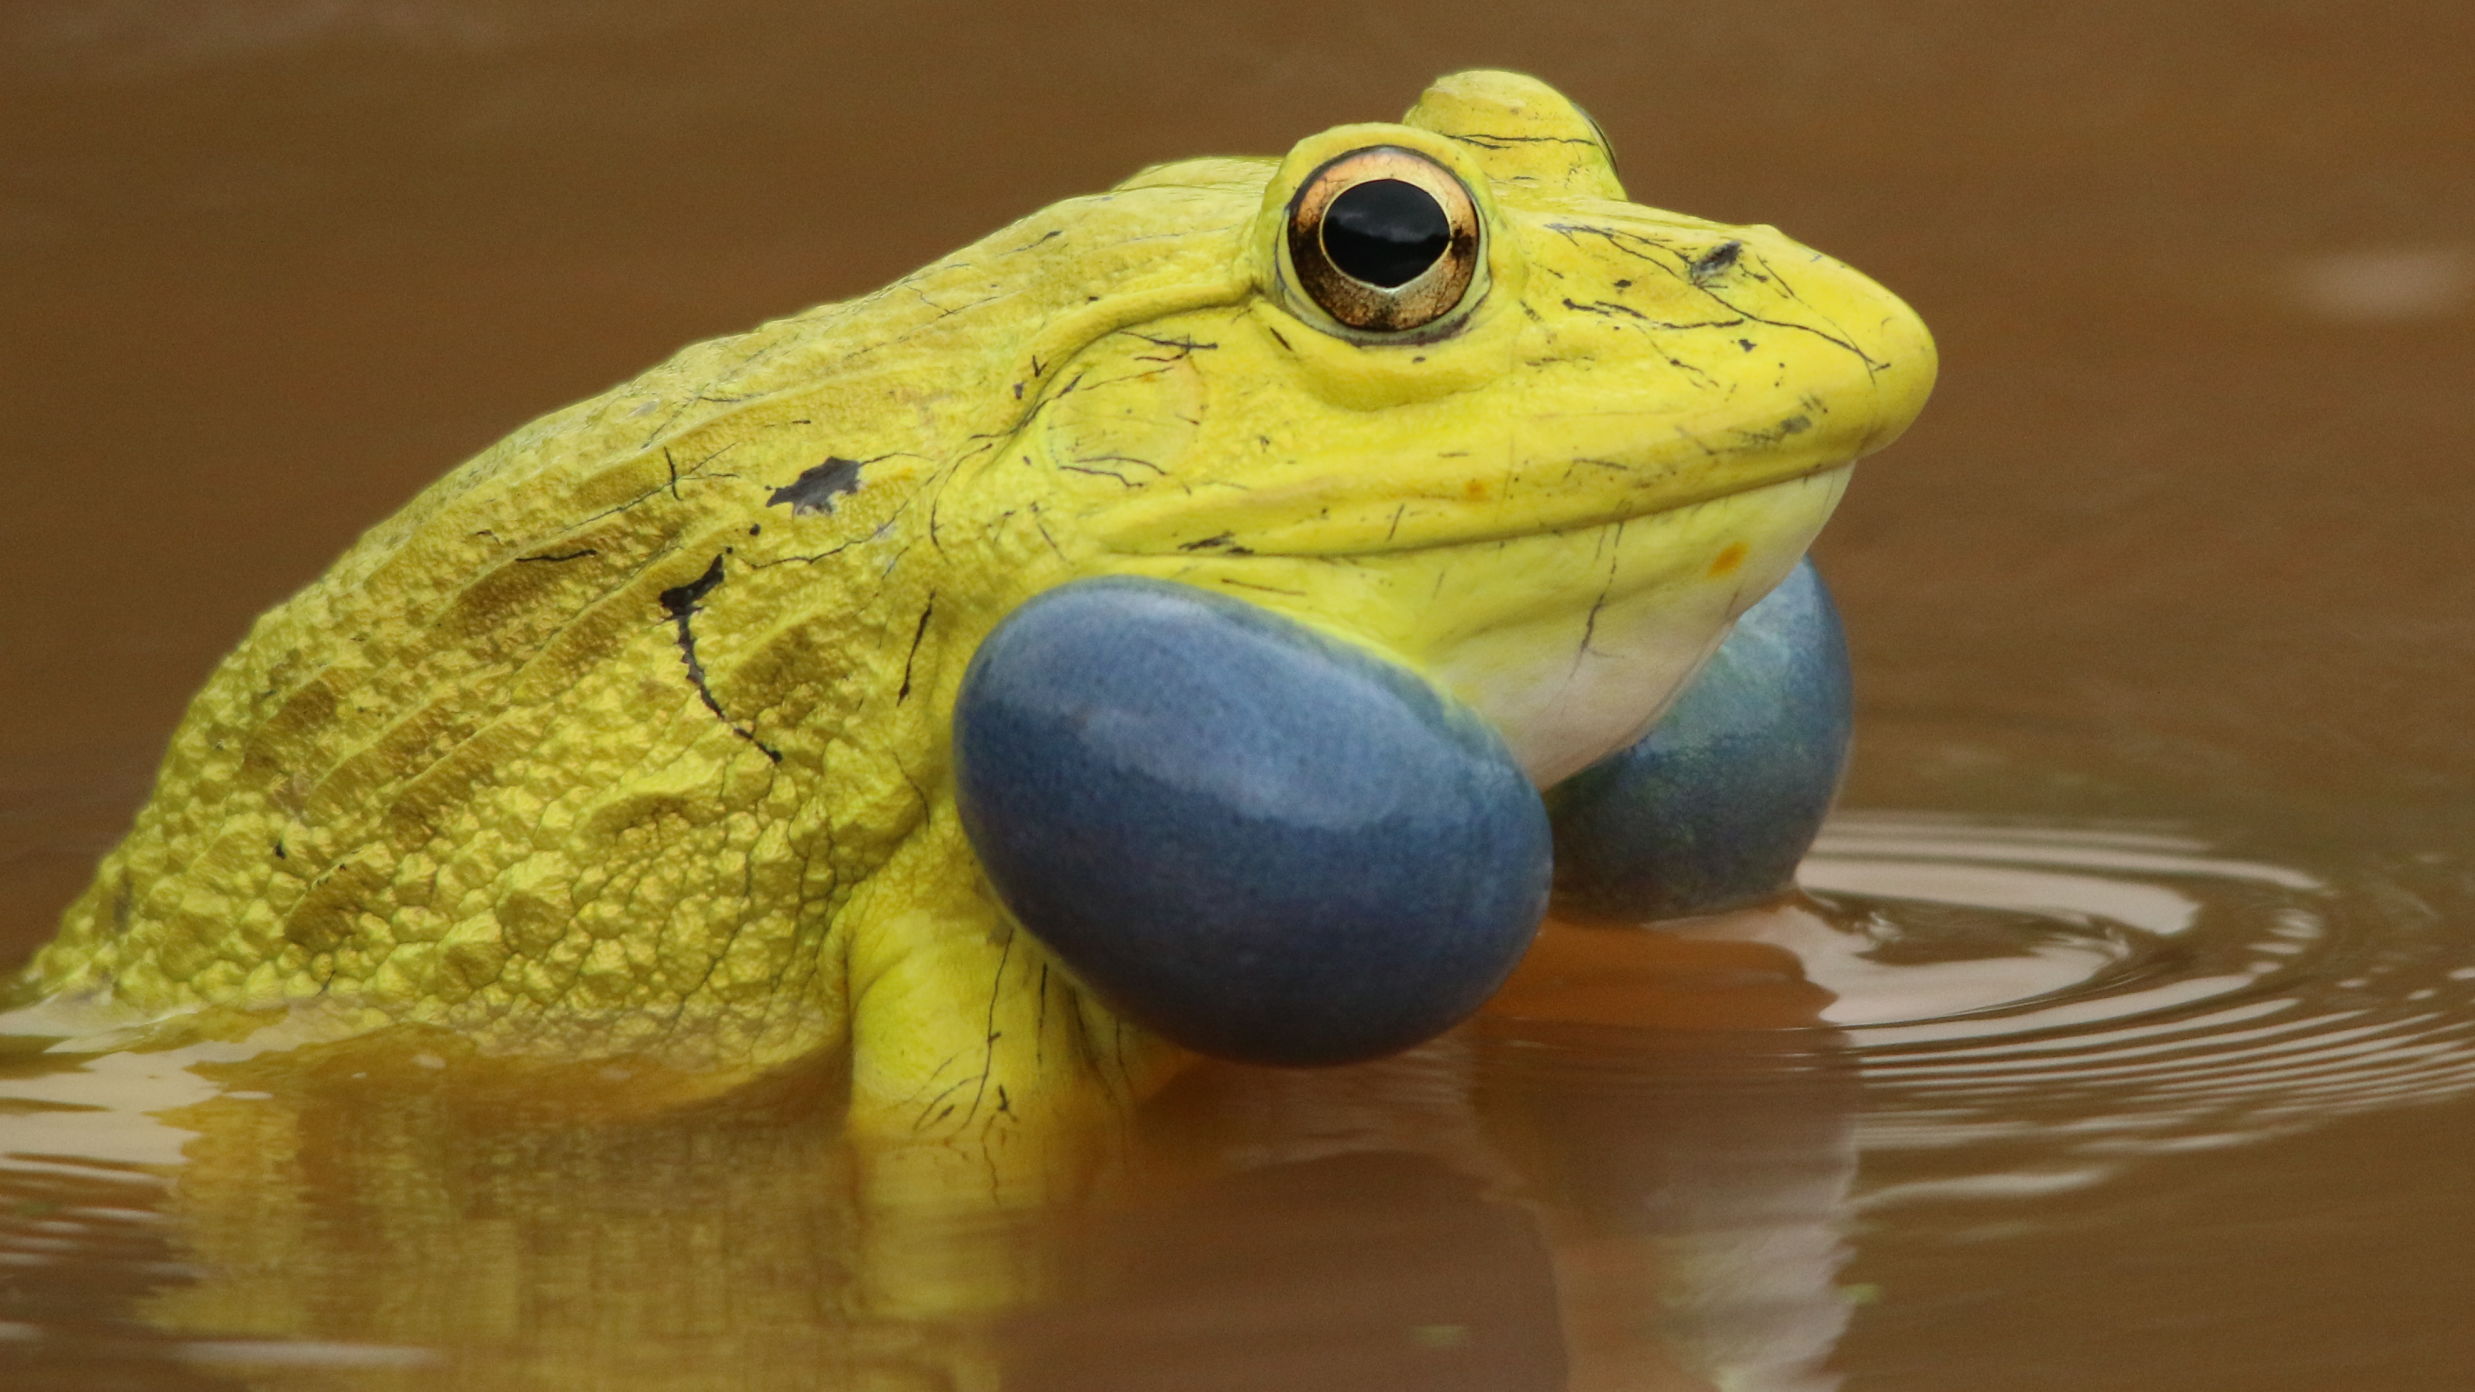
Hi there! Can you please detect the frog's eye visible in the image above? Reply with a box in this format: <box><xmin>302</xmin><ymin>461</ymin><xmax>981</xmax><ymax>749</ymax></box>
<box><xmin>1286</xmin><ymin>147</ymin><xmax>1481</xmax><ymax>335</ymax></box>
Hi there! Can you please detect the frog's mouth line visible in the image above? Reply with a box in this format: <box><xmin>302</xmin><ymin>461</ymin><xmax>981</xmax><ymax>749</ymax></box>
<box><xmin>1138</xmin><ymin>455</ymin><xmax>1858</xmax><ymax>562</ymax></box>
<box><xmin>1098</xmin><ymin>466</ymin><xmax>1850</xmax><ymax>787</ymax></box>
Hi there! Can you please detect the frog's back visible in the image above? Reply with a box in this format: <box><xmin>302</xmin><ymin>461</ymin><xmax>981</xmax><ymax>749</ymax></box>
<box><xmin>26</xmin><ymin>164</ymin><xmax>1267</xmax><ymax>1065</ymax></box>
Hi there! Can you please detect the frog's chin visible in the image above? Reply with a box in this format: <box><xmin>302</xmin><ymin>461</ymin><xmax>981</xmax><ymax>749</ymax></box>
<box><xmin>1415</xmin><ymin>466</ymin><xmax>1851</xmax><ymax>788</ymax></box>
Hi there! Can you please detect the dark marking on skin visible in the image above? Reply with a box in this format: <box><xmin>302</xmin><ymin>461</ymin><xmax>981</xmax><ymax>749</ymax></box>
<box><xmin>1543</xmin><ymin>222</ymin><xmax>1694</xmax><ymax>276</ymax></box>
<box><xmin>1175</xmin><ymin>532</ymin><xmax>1251</xmax><ymax>556</ymax></box>
<box><xmin>1125</xmin><ymin>332</ymin><xmax>1219</xmax><ymax>356</ymax></box>
<box><xmin>1576</xmin><ymin>588</ymin><xmax>1609</xmax><ymax>668</ymax></box>
<box><xmin>907</xmin><ymin>286</ymin><xmax>1005</xmax><ymax>323</ymax></box>
<box><xmin>657</xmin><ymin>555</ymin><xmax>783</xmax><ymax>763</ymax></box>
<box><xmin>1059</xmin><ymin>464</ymin><xmax>1137</xmax><ymax>487</ymax></box>
<box><xmin>1265</xmin><ymin>326</ymin><xmax>1294</xmax><ymax>353</ymax></box>
<box><xmin>768</xmin><ymin>457</ymin><xmax>866</xmax><ymax>516</ymax></box>
<box><xmin>1733</xmin><ymin>415</ymin><xmax>1814</xmax><ymax>448</ymax></box>
<box><xmin>659</xmin><ymin>556</ymin><xmax>726</xmax><ymax>619</ymax></box>
<box><xmin>897</xmin><ymin>596</ymin><xmax>936</xmax><ymax>704</ymax></box>
<box><xmin>995</xmin><ymin>1085</ymin><xmax>1012</xmax><ymax>1116</ymax></box>
<box><xmin>1562</xmin><ymin>297</ymin><xmax>1640</xmax><ymax>317</ymax></box>
<box><xmin>1009</xmin><ymin>228</ymin><xmax>1063</xmax><ymax>254</ymax></box>
<box><xmin>963</xmin><ymin>931</ymin><xmax>1018</xmax><ymax>1127</ymax></box>
<box><xmin>967</xmin><ymin>369</ymin><xmax>1085</xmax><ymax>452</ymax></box>
<box><xmin>1573</xmin><ymin>520</ymin><xmax>1626</xmax><ymax>672</ymax></box>
<box><xmin>1034</xmin><ymin>963</ymin><xmax>1050</xmax><ymax>1066</ymax></box>
<box><xmin>907</xmin><ymin>1059</ymin><xmax>967</xmax><ymax>1130</ymax></box>
<box><xmin>1028</xmin><ymin>504</ymin><xmax>1067</xmax><ymax>562</ymax></box>
<box><xmin>1736</xmin><ymin>248</ymin><xmax>1888</xmax><ymax>376</ymax></box>
<box><xmin>572</xmin><ymin>443</ymin><xmax>743</xmax><ymax>530</ymax></box>
<box><xmin>1556</xmin><ymin>298</ymin><xmax>1733</xmax><ymax>388</ymax></box>
<box><xmin>1448</xmin><ymin>131</ymin><xmax>1603</xmax><ymax>149</ymax></box>
<box><xmin>1559</xmin><ymin>297</ymin><xmax>1747</xmax><ymax>333</ymax></box>
<box><xmin>747</xmin><ymin>524</ymin><xmax>761</xmax><ymax>536</ymax></box>
<box><xmin>1084</xmin><ymin>453</ymin><xmax>1165</xmax><ymax>474</ymax></box>
<box><xmin>1386</xmin><ymin>505</ymin><xmax>1408</xmax><ymax>541</ymax></box>
<box><xmin>516</xmin><ymin>548</ymin><xmax>599</xmax><ymax>564</ymax></box>
<box><xmin>1738</xmin><ymin>339</ymin><xmax>1758</xmax><ymax>352</ymax></box>
<box><xmin>1220</xmin><ymin>578</ymin><xmax>1307</xmax><ymax>597</ymax></box>
<box><xmin>272</xmin><ymin>840</ymin><xmax>287</xmax><ymax>860</ymax></box>
<box><xmin>1690</xmin><ymin>240</ymin><xmax>1744</xmax><ymax>285</ymax></box>
<box><xmin>743</xmin><ymin>537</ymin><xmax>862</xmax><ymax>570</ymax></box>
<box><xmin>1552</xmin><ymin>224</ymin><xmax>1886</xmax><ymax>371</ymax></box>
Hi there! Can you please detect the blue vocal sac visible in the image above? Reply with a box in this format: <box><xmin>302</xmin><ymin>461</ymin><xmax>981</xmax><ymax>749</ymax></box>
<box><xmin>954</xmin><ymin>560</ymin><xmax>1851</xmax><ymax>1066</ymax></box>
<box><xmin>953</xmin><ymin>576</ymin><xmax>1551</xmax><ymax>1067</ymax></box>
<box><xmin>1548</xmin><ymin>558</ymin><xmax>1851</xmax><ymax>920</ymax></box>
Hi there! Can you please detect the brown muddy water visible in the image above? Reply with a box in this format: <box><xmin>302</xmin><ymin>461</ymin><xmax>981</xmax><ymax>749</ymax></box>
<box><xmin>3</xmin><ymin>3</ymin><xmax>2471</xmax><ymax>1388</ymax></box>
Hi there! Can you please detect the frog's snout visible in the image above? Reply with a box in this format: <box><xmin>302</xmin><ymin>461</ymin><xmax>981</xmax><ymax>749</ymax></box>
<box><xmin>1848</xmin><ymin>273</ymin><xmax>1939</xmax><ymax>460</ymax></box>
<box><xmin>953</xmin><ymin>578</ymin><xmax>1549</xmax><ymax>1066</ymax></box>
<box><xmin>1756</xmin><ymin>233</ymin><xmax>1938</xmax><ymax>463</ymax></box>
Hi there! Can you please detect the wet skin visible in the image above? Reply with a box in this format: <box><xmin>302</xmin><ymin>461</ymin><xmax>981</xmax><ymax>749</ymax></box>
<box><xmin>15</xmin><ymin>70</ymin><xmax>1932</xmax><ymax>1160</ymax></box>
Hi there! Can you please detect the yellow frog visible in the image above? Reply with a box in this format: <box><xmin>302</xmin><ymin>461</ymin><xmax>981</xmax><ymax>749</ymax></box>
<box><xmin>14</xmin><ymin>71</ymin><xmax>1932</xmax><ymax>1158</ymax></box>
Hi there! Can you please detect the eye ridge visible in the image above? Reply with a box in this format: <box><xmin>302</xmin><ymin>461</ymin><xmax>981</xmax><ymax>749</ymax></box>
<box><xmin>1285</xmin><ymin>146</ymin><xmax>1481</xmax><ymax>336</ymax></box>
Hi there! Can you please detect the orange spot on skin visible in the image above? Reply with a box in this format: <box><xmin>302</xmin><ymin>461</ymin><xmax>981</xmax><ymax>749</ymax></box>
<box><xmin>1706</xmin><ymin>541</ymin><xmax>1749</xmax><ymax>578</ymax></box>
<box><xmin>1462</xmin><ymin>479</ymin><xmax>1491</xmax><ymax>501</ymax></box>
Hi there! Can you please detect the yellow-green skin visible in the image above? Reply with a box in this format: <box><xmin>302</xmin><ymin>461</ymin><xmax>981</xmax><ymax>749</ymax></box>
<box><xmin>22</xmin><ymin>73</ymin><xmax>1933</xmax><ymax>1153</ymax></box>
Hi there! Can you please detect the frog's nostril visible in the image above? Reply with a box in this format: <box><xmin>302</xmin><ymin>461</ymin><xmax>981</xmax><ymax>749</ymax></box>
<box><xmin>1687</xmin><ymin>239</ymin><xmax>1743</xmax><ymax>285</ymax></box>
<box><xmin>954</xmin><ymin>577</ymin><xmax>1551</xmax><ymax>1066</ymax></box>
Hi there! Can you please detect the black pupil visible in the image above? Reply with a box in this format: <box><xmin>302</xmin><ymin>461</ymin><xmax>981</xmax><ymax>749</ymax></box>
<box><xmin>1322</xmin><ymin>179</ymin><xmax>1451</xmax><ymax>288</ymax></box>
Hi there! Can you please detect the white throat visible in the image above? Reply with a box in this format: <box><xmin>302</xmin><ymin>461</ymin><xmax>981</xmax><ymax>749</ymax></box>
<box><xmin>1429</xmin><ymin>473</ymin><xmax>1844</xmax><ymax>787</ymax></box>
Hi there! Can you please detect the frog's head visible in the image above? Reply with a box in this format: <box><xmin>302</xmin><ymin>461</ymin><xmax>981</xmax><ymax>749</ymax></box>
<box><xmin>960</xmin><ymin>70</ymin><xmax>1933</xmax><ymax>787</ymax></box>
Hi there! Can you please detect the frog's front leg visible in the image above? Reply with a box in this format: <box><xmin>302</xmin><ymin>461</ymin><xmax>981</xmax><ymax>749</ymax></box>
<box><xmin>836</xmin><ymin>805</ymin><xmax>1188</xmax><ymax>1328</ymax></box>
<box><xmin>839</xmin><ymin>573</ymin><xmax>1553</xmax><ymax>1209</ymax></box>
<box><xmin>839</xmin><ymin>803</ymin><xmax>1181</xmax><ymax>1202</ymax></box>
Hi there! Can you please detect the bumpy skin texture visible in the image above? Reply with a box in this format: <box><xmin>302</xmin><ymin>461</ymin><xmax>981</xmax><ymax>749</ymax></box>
<box><xmin>24</xmin><ymin>72</ymin><xmax>1933</xmax><ymax>1147</ymax></box>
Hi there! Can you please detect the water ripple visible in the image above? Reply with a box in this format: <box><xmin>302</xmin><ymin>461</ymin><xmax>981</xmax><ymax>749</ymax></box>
<box><xmin>1791</xmin><ymin>810</ymin><xmax>2475</xmax><ymax>1153</ymax></box>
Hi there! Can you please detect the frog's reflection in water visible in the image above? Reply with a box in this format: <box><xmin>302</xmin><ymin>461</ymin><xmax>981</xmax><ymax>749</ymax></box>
<box><xmin>1016</xmin><ymin>913</ymin><xmax>1858</xmax><ymax>1392</ymax></box>
<box><xmin>7</xmin><ymin>908</ymin><xmax>1857</xmax><ymax>1391</ymax></box>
